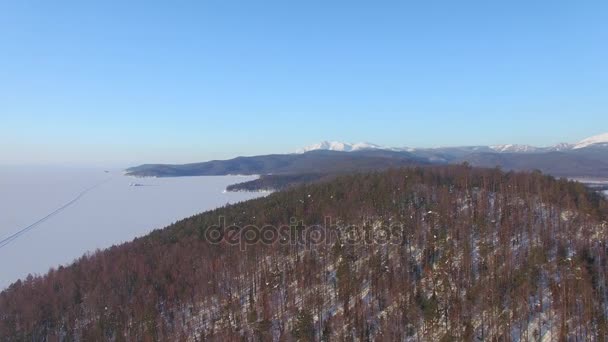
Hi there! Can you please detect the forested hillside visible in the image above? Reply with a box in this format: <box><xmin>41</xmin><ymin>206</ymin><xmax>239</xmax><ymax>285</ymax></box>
<box><xmin>2</xmin><ymin>166</ymin><xmax>608</xmax><ymax>341</ymax></box>
<box><xmin>125</xmin><ymin>150</ymin><xmax>427</xmax><ymax>177</ymax></box>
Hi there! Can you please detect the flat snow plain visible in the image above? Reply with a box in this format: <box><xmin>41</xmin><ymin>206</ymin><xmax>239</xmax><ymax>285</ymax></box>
<box><xmin>0</xmin><ymin>166</ymin><xmax>263</xmax><ymax>289</ymax></box>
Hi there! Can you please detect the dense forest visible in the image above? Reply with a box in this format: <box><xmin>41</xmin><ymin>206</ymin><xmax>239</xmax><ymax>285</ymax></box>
<box><xmin>1</xmin><ymin>165</ymin><xmax>608</xmax><ymax>341</ymax></box>
<box><xmin>225</xmin><ymin>173</ymin><xmax>330</xmax><ymax>192</ymax></box>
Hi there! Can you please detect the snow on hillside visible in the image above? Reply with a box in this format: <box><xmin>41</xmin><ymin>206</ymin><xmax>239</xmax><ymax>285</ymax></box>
<box><xmin>573</xmin><ymin>132</ymin><xmax>608</xmax><ymax>149</ymax></box>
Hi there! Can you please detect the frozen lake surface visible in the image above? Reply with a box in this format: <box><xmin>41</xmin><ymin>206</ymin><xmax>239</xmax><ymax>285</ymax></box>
<box><xmin>0</xmin><ymin>166</ymin><xmax>263</xmax><ymax>289</ymax></box>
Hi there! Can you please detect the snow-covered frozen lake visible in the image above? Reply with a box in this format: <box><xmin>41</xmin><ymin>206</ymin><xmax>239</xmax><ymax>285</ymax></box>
<box><xmin>0</xmin><ymin>166</ymin><xmax>263</xmax><ymax>289</ymax></box>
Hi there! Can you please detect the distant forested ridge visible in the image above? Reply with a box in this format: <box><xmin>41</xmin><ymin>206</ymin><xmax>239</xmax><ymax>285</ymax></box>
<box><xmin>125</xmin><ymin>145</ymin><xmax>608</xmax><ymax>181</ymax></box>
<box><xmin>2</xmin><ymin>166</ymin><xmax>608</xmax><ymax>341</ymax></box>
<box><xmin>125</xmin><ymin>150</ymin><xmax>428</xmax><ymax>178</ymax></box>
<box><xmin>225</xmin><ymin>173</ymin><xmax>331</xmax><ymax>192</ymax></box>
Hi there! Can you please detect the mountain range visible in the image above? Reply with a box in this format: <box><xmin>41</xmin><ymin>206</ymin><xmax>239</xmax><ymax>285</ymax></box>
<box><xmin>126</xmin><ymin>133</ymin><xmax>608</xmax><ymax>188</ymax></box>
<box><xmin>296</xmin><ymin>132</ymin><xmax>608</xmax><ymax>154</ymax></box>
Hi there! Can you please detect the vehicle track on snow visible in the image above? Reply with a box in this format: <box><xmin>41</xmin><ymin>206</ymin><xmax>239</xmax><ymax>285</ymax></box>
<box><xmin>0</xmin><ymin>178</ymin><xmax>112</xmax><ymax>250</ymax></box>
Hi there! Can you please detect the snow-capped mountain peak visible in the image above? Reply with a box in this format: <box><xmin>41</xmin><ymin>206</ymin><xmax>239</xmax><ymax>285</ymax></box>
<box><xmin>489</xmin><ymin>144</ymin><xmax>539</xmax><ymax>153</ymax></box>
<box><xmin>296</xmin><ymin>141</ymin><xmax>383</xmax><ymax>153</ymax></box>
<box><xmin>573</xmin><ymin>132</ymin><xmax>608</xmax><ymax>149</ymax></box>
<box><xmin>298</xmin><ymin>133</ymin><xmax>608</xmax><ymax>154</ymax></box>
<box><xmin>547</xmin><ymin>142</ymin><xmax>574</xmax><ymax>151</ymax></box>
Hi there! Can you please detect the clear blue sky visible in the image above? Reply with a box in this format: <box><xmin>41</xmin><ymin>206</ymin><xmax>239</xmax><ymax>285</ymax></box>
<box><xmin>1</xmin><ymin>0</ymin><xmax>607</xmax><ymax>166</ymax></box>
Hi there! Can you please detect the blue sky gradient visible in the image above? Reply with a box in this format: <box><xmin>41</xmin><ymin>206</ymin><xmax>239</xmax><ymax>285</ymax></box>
<box><xmin>1</xmin><ymin>0</ymin><xmax>607</xmax><ymax>166</ymax></box>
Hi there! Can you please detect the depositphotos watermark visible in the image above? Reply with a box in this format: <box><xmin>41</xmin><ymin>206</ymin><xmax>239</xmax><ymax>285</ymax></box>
<box><xmin>203</xmin><ymin>216</ymin><xmax>409</xmax><ymax>250</ymax></box>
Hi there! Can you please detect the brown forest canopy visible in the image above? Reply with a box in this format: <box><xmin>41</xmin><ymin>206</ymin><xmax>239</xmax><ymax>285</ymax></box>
<box><xmin>1</xmin><ymin>165</ymin><xmax>608</xmax><ymax>341</ymax></box>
